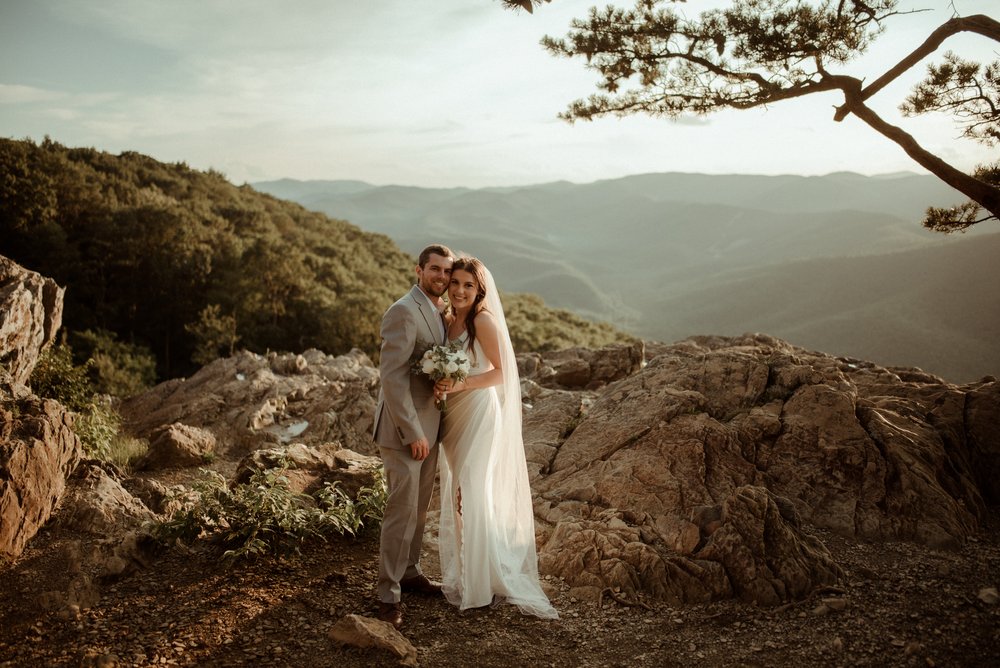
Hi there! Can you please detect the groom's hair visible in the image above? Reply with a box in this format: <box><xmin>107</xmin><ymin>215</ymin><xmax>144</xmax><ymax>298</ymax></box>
<box><xmin>417</xmin><ymin>244</ymin><xmax>454</xmax><ymax>268</ymax></box>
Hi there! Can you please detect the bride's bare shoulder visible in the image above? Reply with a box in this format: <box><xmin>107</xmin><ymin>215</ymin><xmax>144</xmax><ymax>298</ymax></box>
<box><xmin>474</xmin><ymin>309</ymin><xmax>498</xmax><ymax>329</ymax></box>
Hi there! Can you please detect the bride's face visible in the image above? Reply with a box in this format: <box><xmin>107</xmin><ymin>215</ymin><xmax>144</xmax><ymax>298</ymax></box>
<box><xmin>448</xmin><ymin>269</ymin><xmax>479</xmax><ymax>312</ymax></box>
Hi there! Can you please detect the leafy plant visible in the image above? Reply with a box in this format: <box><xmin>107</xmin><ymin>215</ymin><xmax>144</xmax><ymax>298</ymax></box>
<box><xmin>70</xmin><ymin>328</ymin><xmax>157</xmax><ymax>398</ymax></box>
<box><xmin>185</xmin><ymin>304</ymin><xmax>240</xmax><ymax>366</ymax></box>
<box><xmin>30</xmin><ymin>341</ymin><xmax>94</xmax><ymax>412</ymax></box>
<box><xmin>150</xmin><ymin>463</ymin><xmax>387</xmax><ymax>564</ymax></box>
<box><xmin>72</xmin><ymin>401</ymin><xmax>120</xmax><ymax>461</ymax></box>
<box><xmin>28</xmin><ymin>340</ymin><xmax>147</xmax><ymax>465</ymax></box>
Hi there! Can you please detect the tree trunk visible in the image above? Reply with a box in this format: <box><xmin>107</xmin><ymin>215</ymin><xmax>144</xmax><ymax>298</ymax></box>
<box><xmin>847</xmin><ymin>99</ymin><xmax>1000</xmax><ymax>219</ymax></box>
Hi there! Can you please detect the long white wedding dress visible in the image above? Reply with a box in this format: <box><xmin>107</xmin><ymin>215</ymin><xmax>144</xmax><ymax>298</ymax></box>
<box><xmin>437</xmin><ymin>271</ymin><xmax>557</xmax><ymax>620</ymax></box>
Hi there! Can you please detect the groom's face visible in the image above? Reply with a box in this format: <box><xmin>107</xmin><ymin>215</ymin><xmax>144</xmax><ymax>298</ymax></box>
<box><xmin>416</xmin><ymin>253</ymin><xmax>453</xmax><ymax>298</ymax></box>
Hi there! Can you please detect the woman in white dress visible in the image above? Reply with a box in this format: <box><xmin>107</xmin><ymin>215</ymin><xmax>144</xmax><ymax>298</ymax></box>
<box><xmin>433</xmin><ymin>256</ymin><xmax>558</xmax><ymax>620</ymax></box>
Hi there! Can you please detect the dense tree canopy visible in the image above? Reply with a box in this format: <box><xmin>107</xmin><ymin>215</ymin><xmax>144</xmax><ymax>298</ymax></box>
<box><xmin>0</xmin><ymin>138</ymin><xmax>626</xmax><ymax>383</ymax></box>
<box><xmin>524</xmin><ymin>0</ymin><xmax>998</xmax><ymax>231</ymax></box>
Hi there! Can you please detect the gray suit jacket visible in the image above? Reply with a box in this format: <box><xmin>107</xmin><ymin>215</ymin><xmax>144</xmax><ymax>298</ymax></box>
<box><xmin>373</xmin><ymin>285</ymin><xmax>445</xmax><ymax>450</ymax></box>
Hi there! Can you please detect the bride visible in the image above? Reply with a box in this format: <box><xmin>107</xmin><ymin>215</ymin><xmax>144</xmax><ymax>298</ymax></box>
<box><xmin>433</xmin><ymin>256</ymin><xmax>558</xmax><ymax>620</ymax></box>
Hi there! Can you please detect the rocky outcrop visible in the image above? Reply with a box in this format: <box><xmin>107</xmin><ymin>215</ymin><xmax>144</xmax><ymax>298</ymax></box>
<box><xmin>99</xmin><ymin>331</ymin><xmax>1000</xmax><ymax>608</ymax></box>
<box><xmin>529</xmin><ymin>333</ymin><xmax>998</xmax><ymax>603</ymax></box>
<box><xmin>0</xmin><ymin>256</ymin><xmax>64</xmax><ymax>388</ymax></box>
<box><xmin>119</xmin><ymin>348</ymin><xmax>380</xmax><ymax>457</ymax></box>
<box><xmin>0</xmin><ymin>256</ymin><xmax>80</xmax><ymax>560</ymax></box>
<box><xmin>692</xmin><ymin>486</ymin><xmax>844</xmax><ymax>605</ymax></box>
<box><xmin>519</xmin><ymin>341</ymin><xmax>644</xmax><ymax>390</ymax></box>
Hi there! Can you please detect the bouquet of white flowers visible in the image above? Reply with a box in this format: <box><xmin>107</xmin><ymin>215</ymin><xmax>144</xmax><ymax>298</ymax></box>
<box><xmin>415</xmin><ymin>341</ymin><xmax>471</xmax><ymax>412</ymax></box>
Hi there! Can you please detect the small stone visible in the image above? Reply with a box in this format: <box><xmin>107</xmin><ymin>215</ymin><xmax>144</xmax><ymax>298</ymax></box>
<box><xmin>976</xmin><ymin>587</ymin><xmax>998</xmax><ymax>605</ymax></box>
<box><xmin>831</xmin><ymin>638</ymin><xmax>844</xmax><ymax>652</ymax></box>
<box><xmin>811</xmin><ymin>604</ymin><xmax>830</xmax><ymax>616</ymax></box>
<box><xmin>822</xmin><ymin>597</ymin><xmax>848</xmax><ymax>611</ymax></box>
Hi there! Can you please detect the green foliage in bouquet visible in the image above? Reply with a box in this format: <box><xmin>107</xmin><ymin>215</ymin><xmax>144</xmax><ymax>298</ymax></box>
<box><xmin>150</xmin><ymin>463</ymin><xmax>387</xmax><ymax>564</ymax></box>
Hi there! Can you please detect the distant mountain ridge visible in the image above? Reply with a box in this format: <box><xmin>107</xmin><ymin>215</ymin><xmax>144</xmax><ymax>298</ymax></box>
<box><xmin>254</xmin><ymin>172</ymin><xmax>1000</xmax><ymax>382</ymax></box>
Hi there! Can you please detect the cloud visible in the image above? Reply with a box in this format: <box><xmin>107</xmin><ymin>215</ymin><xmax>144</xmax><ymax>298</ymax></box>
<box><xmin>0</xmin><ymin>83</ymin><xmax>63</xmax><ymax>104</ymax></box>
<box><xmin>670</xmin><ymin>115</ymin><xmax>711</xmax><ymax>127</ymax></box>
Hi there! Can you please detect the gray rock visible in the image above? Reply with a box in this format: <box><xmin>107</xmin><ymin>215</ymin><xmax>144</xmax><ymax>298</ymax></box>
<box><xmin>138</xmin><ymin>422</ymin><xmax>216</xmax><ymax>470</ymax></box>
<box><xmin>0</xmin><ymin>255</ymin><xmax>64</xmax><ymax>387</ymax></box>
<box><xmin>328</xmin><ymin>613</ymin><xmax>417</xmax><ymax>667</ymax></box>
<box><xmin>0</xmin><ymin>397</ymin><xmax>82</xmax><ymax>558</ymax></box>
<box><xmin>119</xmin><ymin>348</ymin><xmax>379</xmax><ymax>457</ymax></box>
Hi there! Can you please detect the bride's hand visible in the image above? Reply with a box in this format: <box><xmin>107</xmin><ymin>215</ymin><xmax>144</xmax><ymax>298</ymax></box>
<box><xmin>436</xmin><ymin>379</ymin><xmax>465</xmax><ymax>394</ymax></box>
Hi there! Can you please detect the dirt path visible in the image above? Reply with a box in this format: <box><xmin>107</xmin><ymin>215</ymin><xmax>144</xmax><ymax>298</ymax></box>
<box><xmin>2</xmin><ymin>510</ymin><xmax>998</xmax><ymax>667</ymax></box>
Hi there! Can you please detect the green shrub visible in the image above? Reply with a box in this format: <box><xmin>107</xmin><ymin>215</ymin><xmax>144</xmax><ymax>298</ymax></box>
<box><xmin>29</xmin><ymin>341</ymin><xmax>147</xmax><ymax>465</ymax></box>
<box><xmin>185</xmin><ymin>304</ymin><xmax>240</xmax><ymax>367</ymax></box>
<box><xmin>30</xmin><ymin>341</ymin><xmax>94</xmax><ymax>412</ymax></box>
<box><xmin>73</xmin><ymin>401</ymin><xmax>119</xmax><ymax>461</ymax></box>
<box><xmin>150</xmin><ymin>464</ymin><xmax>387</xmax><ymax>564</ymax></box>
<box><xmin>70</xmin><ymin>329</ymin><xmax>157</xmax><ymax>398</ymax></box>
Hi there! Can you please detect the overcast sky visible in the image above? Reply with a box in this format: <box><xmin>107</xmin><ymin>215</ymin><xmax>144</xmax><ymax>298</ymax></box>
<box><xmin>1</xmin><ymin>0</ymin><xmax>996</xmax><ymax>188</ymax></box>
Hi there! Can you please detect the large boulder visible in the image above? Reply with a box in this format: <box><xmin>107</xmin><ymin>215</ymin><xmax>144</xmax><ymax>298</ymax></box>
<box><xmin>0</xmin><ymin>255</ymin><xmax>64</xmax><ymax>388</ymax></box>
<box><xmin>137</xmin><ymin>422</ymin><xmax>217</xmax><ymax>470</ymax></box>
<box><xmin>54</xmin><ymin>464</ymin><xmax>156</xmax><ymax>535</ymax></box>
<box><xmin>0</xmin><ymin>397</ymin><xmax>82</xmax><ymax>558</ymax></box>
<box><xmin>233</xmin><ymin>442</ymin><xmax>381</xmax><ymax>498</ymax></box>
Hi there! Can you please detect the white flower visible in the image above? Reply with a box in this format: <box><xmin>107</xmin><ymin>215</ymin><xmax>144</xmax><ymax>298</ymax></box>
<box><xmin>413</xmin><ymin>341</ymin><xmax>470</xmax><ymax>388</ymax></box>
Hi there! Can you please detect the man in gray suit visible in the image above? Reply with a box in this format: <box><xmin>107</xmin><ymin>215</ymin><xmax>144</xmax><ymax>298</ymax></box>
<box><xmin>373</xmin><ymin>244</ymin><xmax>454</xmax><ymax>629</ymax></box>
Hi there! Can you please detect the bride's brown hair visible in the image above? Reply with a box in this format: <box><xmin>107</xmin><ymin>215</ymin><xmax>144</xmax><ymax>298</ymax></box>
<box><xmin>449</xmin><ymin>256</ymin><xmax>489</xmax><ymax>355</ymax></box>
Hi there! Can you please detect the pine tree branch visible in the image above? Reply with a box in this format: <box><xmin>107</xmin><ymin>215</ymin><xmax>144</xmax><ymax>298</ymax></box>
<box><xmin>833</xmin><ymin>14</ymin><xmax>1000</xmax><ymax>121</ymax></box>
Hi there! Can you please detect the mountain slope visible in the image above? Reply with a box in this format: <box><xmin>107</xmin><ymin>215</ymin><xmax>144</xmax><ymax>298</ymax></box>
<box><xmin>255</xmin><ymin>172</ymin><xmax>999</xmax><ymax>381</ymax></box>
<box><xmin>644</xmin><ymin>231</ymin><xmax>1000</xmax><ymax>381</ymax></box>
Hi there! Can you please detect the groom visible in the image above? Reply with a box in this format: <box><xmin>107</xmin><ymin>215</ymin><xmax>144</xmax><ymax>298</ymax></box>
<box><xmin>372</xmin><ymin>243</ymin><xmax>454</xmax><ymax>629</ymax></box>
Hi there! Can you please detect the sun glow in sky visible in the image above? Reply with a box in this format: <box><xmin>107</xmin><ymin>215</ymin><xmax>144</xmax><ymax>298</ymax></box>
<box><xmin>1</xmin><ymin>0</ymin><xmax>996</xmax><ymax>188</ymax></box>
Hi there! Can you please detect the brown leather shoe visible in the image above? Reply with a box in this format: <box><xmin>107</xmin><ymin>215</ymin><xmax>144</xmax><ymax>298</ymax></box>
<box><xmin>400</xmin><ymin>573</ymin><xmax>442</xmax><ymax>595</ymax></box>
<box><xmin>377</xmin><ymin>602</ymin><xmax>403</xmax><ymax>629</ymax></box>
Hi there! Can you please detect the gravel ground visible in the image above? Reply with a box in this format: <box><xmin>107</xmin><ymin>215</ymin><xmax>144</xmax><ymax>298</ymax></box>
<box><xmin>1</xmin><ymin>504</ymin><xmax>998</xmax><ymax>667</ymax></box>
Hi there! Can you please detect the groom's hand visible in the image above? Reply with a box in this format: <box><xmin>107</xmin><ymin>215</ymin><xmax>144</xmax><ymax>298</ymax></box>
<box><xmin>409</xmin><ymin>437</ymin><xmax>430</xmax><ymax>461</ymax></box>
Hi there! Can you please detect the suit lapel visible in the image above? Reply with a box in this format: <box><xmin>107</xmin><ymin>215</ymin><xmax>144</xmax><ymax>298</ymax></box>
<box><xmin>410</xmin><ymin>286</ymin><xmax>444</xmax><ymax>345</ymax></box>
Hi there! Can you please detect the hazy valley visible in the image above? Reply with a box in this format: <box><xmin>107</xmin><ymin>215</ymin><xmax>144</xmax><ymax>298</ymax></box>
<box><xmin>256</xmin><ymin>172</ymin><xmax>1000</xmax><ymax>383</ymax></box>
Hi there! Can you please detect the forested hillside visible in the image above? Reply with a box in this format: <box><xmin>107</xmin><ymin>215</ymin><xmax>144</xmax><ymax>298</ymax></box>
<box><xmin>0</xmin><ymin>138</ymin><xmax>624</xmax><ymax>382</ymax></box>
